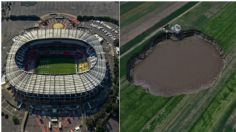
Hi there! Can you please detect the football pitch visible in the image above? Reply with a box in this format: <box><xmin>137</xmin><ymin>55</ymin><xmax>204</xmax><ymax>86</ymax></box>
<box><xmin>35</xmin><ymin>56</ymin><xmax>76</xmax><ymax>74</ymax></box>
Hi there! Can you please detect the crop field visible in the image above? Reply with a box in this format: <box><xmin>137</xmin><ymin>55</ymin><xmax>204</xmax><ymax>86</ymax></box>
<box><xmin>120</xmin><ymin>2</ymin><xmax>197</xmax><ymax>54</ymax></box>
<box><xmin>120</xmin><ymin>2</ymin><xmax>197</xmax><ymax>74</ymax></box>
<box><xmin>173</xmin><ymin>2</ymin><xmax>236</xmax><ymax>54</ymax></box>
<box><xmin>191</xmin><ymin>70</ymin><xmax>236</xmax><ymax>131</ymax></box>
<box><xmin>35</xmin><ymin>56</ymin><xmax>76</xmax><ymax>74</ymax></box>
<box><xmin>120</xmin><ymin>2</ymin><xmax>164</xmax><ymax>28</ymax></box>
<box><xmin>120</xmin><ymin>2</ymin><xmax>145</xmax><ymax>15</ymax></box>
<box><xmin>120</xmin><ymin>2</ymin><xmax>236</xmax><ymax>132</ymax></box>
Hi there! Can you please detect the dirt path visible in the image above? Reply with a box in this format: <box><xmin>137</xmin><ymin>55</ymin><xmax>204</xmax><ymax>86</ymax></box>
<box><xmin>121</xmin><ymin>2</ymin><xmax>187</xmax><ymax>46</ymax></box>
<box><xmin>121</xmin><ymin>2</ymin><xmax>201</xmax><ymax>58</ymax></box>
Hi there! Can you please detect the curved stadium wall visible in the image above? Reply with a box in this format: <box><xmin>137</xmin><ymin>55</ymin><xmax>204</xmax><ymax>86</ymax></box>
<box><xmin>6</xmin><ymin>29</ymin><xmax>107</xmax><ymax>105</ymax></box>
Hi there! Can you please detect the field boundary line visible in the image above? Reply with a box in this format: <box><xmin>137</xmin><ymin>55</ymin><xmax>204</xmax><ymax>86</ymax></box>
<box><xmin>121</xmin><ymin>2</ymin><xmax>201</xmax><ymax>58</ymax></box>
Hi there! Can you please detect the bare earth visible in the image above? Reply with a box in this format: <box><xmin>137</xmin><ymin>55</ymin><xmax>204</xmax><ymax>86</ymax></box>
<box><xmin>120</xmin><ymin>2</ymin><xmax>187</xmax><ymax>46</ymax></box>
<box><xmin>133</xmin><ymin>36</ymin><xmax>223</xmax><ymax>96</ymax></box>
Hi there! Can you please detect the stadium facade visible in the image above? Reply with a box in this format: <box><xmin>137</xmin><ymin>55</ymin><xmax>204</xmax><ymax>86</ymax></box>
<box><xmin>6</xmin><ymin>28</ymin><xmax>110</xmax><ymax>116</ymax></box>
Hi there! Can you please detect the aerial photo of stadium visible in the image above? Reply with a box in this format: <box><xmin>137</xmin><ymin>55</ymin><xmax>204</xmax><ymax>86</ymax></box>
<box><xmin>120</xmin><ymin>2</ymin><xmax>236</xmax><ymax>132</ymax></box>
<box><xmin>2</xmin><ymin>2</ymin><xmax>119</xmax><ymax>132</ymax></box>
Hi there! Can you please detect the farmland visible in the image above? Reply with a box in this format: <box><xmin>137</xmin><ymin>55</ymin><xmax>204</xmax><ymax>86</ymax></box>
<box><xmin>120</xmin><ymin>2</ymin><xmax>197</xmax><ymax>77</ymax></box>
<box><xmin>120</xmin><ymin>2</ymin><xmax>164</xmax><ymax>28</ymax></box>
<box><xmin>120</xmin><ymin>2</ymin><xmax>236</xmax><ymax>132</ymax></box>
<box><xmin>121</xmin><ymin>2</ymin><xmax>196</xmax><ymax>53</ymax></box>
<box><xmin>173</xmin><ymin>2</ymin><xmax>236</xmax><ymax>54</ymax></box>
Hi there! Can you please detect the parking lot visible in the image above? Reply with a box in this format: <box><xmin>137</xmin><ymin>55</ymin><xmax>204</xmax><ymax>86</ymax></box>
<box><xmin>10</xmin><ymin>2</ymin><xmax>119</xmax><ymax>19</ymax></box>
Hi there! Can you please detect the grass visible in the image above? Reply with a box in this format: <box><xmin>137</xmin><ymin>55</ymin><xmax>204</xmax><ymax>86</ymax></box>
<box><xmin>142</xmin><ymin>95</ymin><xmax>184</xmax><ymax>132</ymax></box>
<box><xmin>120</xmin><ymin>83</ymin><xmax>172</xmax><ymax>132</ymax></box>
<box><xmin>191</xmin><ymin>70</ymin><xmax>236</xmax><ymax>131</ymax></box>
<box><xmin>173</xmin><ymin>2</ymin><xmax>236</xmax><ymax>54</ymax></box>
<box><xmin>121</xmin><ymin>2</ymin><xmax>164</xmax><ymax>28</ymax></box>
<box><xmin>35</xmin><ymin>56</ymin><xmax>76</xmax><ymax>75</ymax></box>
<box><xmin>120</xmin><ymin>2</ymin><xmax>145</xmax><ymax>15</ymax></box>
<box><xmin>120</xmin><ymin>32</ymin><xmax>160</xmax><ymax>78</ymax></box>
<box><xmin>121</xmin><ymin>2</ymin><xmax>236</xmax><ymax>78</ymax></box>
<box><xmin>120</xmin><ymin>2</ymin><xmax>197</xmax><ymax>55</ymax></box>
<box><xmin>120</xmin><ymin>2</ymin><xmax>236</xmax><ymax>132</ymax></box>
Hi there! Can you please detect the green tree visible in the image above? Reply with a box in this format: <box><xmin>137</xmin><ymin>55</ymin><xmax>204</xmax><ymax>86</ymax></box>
<box><xmin>12</xmin><ymin>116</ymin><xmax>20</xmax><ymax>125</ymax></box>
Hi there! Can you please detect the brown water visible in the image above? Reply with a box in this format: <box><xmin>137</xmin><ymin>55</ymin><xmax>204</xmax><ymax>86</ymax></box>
<box><xmin>133</xmin><ymin>36</ymin><xmax>223</xmax><ymax>96</ymax></box>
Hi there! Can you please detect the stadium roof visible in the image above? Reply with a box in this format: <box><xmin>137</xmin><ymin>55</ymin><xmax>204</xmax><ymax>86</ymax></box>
<box><xmin>6</xmin><ymin>29</ymin><xmax>106</xmax><ymax>95</ymax></box>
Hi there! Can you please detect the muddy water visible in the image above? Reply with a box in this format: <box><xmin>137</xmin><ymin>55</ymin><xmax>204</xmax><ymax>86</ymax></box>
<box><xmin>133</xmin><ymin>36</ymin><xmax>223</xmax><ymax>96</ymax></box>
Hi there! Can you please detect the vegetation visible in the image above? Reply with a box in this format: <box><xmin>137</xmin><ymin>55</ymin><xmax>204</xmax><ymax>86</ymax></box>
<box><xmin>121</xmin><ymin>83</ymin><xmax>171</xmax><ymax>132</ymax></box>
<box><xmin>77</xmin><ymin>16</ymin><xmax>119</xmax><ymax>25</ymax></box>
<box><xmin>35</xmin><ymin>56</ymin><xmax>76</xmax><ymax>75</ymax></box>
<box><xmin>121</xmin><ymin>2</ymin><xmax>164</xmax><ymax>28</ymax></box>
<box><xmin>120</xmin><ymin>2</ymin><xmax>145</xmax><ymax>15</ymax></box>
<box><xmin>9</xmin><ymin>15</ymin><xmax>40</xmax><ymax>21</ymax></box>
<box><xmin>86</xmin><ymin>56</ymin><xmax>119</xmax><ymax>131</ymax></box>
<box><xmin>5</xmin><ymin>114</ymin><xmax>8</xmax><ymax>119</ymax></box>
<box><xmin>120</xmin><ymin>34</ymin><xmax>156</xmax><ymax>77</ymax></box>
<box><xmin>191</xmin><ymin>70</ymin><xmax>236</xmax><ymax>131</ymax></box>
<box><xmin>120</xmin><ymin>2</ymin><xmax>198</xmax><ymax>54</ymax></box>
<box><xmin>173</xmin><ymin>2</ymin><xmax>236</xmax><ymax>54</ymax></box>
<box><xmin>120</xmin><ymin>2</ymin><xmax>236</xmax><ymax>132</ymax></box>
<box><xmin>12</xmin><ymin>116</ymin><xmax>20</xmax><ymax>125</ymax></box>
<box><xmin>114</xmin><ymin>39</ymin><xmax>119</xmax><ymax>47</ymax></box>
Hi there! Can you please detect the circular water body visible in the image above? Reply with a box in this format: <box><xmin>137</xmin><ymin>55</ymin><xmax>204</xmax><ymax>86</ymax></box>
<box><xmin>133</xmin><ymin>35</ymin><xmax>224</xmax><ymax>96</ymax></box>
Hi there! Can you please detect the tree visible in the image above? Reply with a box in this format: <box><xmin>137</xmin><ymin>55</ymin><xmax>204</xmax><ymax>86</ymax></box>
<box><xmin>114</xmin><ymin>39</ymin><xmax>119</xmax><ymax>47</ymax></box>
<box><xmin>12</xmin><ymin>116</ymin><xmax>20</xmax><ymax>125</ymax></box>
<box><xmin>5</xmin><ymin>114</ymin><xmax>8</xmax><ymax>119</ymax></box>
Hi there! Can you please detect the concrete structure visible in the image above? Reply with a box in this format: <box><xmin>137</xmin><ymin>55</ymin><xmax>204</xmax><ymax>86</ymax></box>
<box><xmin>5</xmin><ymin>28</ymin><xmax>108</xmax><ymax>115</ymax></box>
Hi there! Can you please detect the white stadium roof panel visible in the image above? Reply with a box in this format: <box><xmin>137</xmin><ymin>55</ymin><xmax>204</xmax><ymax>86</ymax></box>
<box><xmin>6</xmin><ymin>29</ymin><xmax>106</xmax><ymax>95</ymax></box>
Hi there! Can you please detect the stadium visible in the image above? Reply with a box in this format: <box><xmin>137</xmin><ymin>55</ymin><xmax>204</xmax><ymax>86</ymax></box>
<box><xmin>5</xmin><ymin>27</ymin><xmax>110</xmax><ymax>116</ymax></box>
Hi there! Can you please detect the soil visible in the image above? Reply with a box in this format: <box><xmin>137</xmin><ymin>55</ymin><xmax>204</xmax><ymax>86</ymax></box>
<box><xmin>121</xmin><ymin>2</ymin><xmax>187</xmax><ymax>45</ymax></box>
<box><xmin>133</xmin><ymin>35</ymin><xmax>223</xmax><ymax>96</ymax></box>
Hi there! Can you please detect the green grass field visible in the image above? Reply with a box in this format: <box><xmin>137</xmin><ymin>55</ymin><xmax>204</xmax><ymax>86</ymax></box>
<box><xmin>35</xmin><ymin>56</ymin><xmax>76</xmax><ymax>75</ymax></box>
<box><xmin>120</xmin><ymin>2</ymin><xmax>197</xmax><ymax>55</ymax></box>
<box><xmin>173</xmin><ymin>2</ymin><xmax>236</xmax><ymax>54</ymax></box>
<box><xmin>120</xmin><ymin>2</ymin><xmax>198</xmax><ymax>77</ymax></box>
<box><xmin>121</xmin><ymin>2</ymin><xmax>236</xmax><ymax>132</ymax></box>
<box><xmin>121</xmin><ymin>2</ymin><xmax>165</xmax><ymax>28</ymax></box>
<box><xmin>191</xmin><ymin>70</ymin><xmax>236</xmax><ymax>132</ymax></box>
<box><xmin>120</xmin><ymin>2</ymin><xmax>145</xmax><ymax>15</ymax></box>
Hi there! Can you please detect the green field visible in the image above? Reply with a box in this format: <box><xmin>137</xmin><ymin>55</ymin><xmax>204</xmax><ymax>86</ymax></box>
<box><xmin>173</xmin><ymin>2</ymin><xmax>236</xmax><ymax>54</ymax></box>
<box><xmin>121</xmin><ymin>2</ymin><xmax>236</xmax><ymax>132</ymax></box>
<box><xmin>35</xmin><ymin>56</ymin><xmax>76</xmax><ymax>74</ymax></box>
<box><xmin>191</xmin><ymin>70</ymin><xmax>236</xmax><ymax>132</ymax></box>
<box><xmin>120</xmin><ymin>2</ymin><xmax>145</xmax><ymax>15</ymax></box>
<box><xmin>120</xmin><ymin>2</ymin><xmax>197</xmax><ymax>55</ymax></box>
<box><xmin>120</xmin><ymin>2</ymin><xmax>198</xmax><ymax>77</ymax></box>
<box><xmin>121</xmin><ymin>2</ymin><xmax>165</xmax><ymax>28</ymax></box>
<box><xmin>121</xmin><ymin>83</ymin><xmax>183</xmax><ymax>132</ymax></box>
